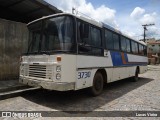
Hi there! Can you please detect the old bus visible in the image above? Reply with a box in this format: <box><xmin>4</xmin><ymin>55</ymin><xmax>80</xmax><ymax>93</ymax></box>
<box><xmin>19</xmin><ymin>13</ymin><xmax>148</xmax><ymax>96</ymax></box>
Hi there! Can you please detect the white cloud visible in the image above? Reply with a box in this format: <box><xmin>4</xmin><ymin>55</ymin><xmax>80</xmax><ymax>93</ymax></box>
<box><xmin>139</xmin><ymin>12</ymin><xmax>157</xmax><ymax>24</ymax></box>
<box><xmin>130</xmin><ymin>7</ymin><xmax>159</xmax><ymax>40</ymax></box>
<box><xmin>45</xmin><ymin>1</ymin><xmax>160</xmax><ymax>40</ymax></box>
<box><xmin>79</xmin><ymin>4</ymin><xmax>118</xmax><ymax>28</ymax></box>
<box><xmin>145</xmin><ymin>26</ymin><xmax>160</xmax><ymax>39</ymax></box>
<box><xmin>45</xmin><ymin>0</ymin><xmax>118</xmax><ymax>28</ymax></box>
<box><xmin>123</xmin><ymin>30</ymin><xmax>136</xmax><ymax>38</ymax></box>
<box><xmin>130</xmin><ymin>7</ymin><xmax>145</xmax><ymax>19</ymax></box>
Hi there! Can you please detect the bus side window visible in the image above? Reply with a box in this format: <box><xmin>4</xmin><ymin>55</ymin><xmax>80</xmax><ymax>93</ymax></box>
<box><xmin>125</xmin><ymin>39</ymin><xmax>130</xmax><ymax>52</ymax></box>
<box><xmin>78</xmin><ymin>20</ymin><xmax>102</xmax><ymax>56</ymax></box>
<box><xmin>135</xmin><ymin>42</ymin><xmax>138</xmax><ymax>54</ymax></box>
<box><xmin>105</xmin><ymin>30</ymin><xmax>113</xmax><ymax>49</ymax></box>
<box><xmin>90</xmin><ymin>26</ymin><xmax>101</xmax><ymax>47</ymax></box>
<box><xmin>131</xmin><ymin>41</ymin><xmax>138</xmax><ymax>54</ymax></box>
<box><xmin>90</xmin><ymin>26</ymin><xmax>102</xmax><ymax>55</ymax></box>
<box><xmin>78</xmin><ymin>21</ymin><xmax>91</xmax><ymax>53</ymax></box>
<box><xmin>113</xmin><ymin>33</ymin><xmax>120</xmax><ymax>50</ymax></box>
<box><xmin>139</xmin><ymin>44</ymin><xmax>144</xmax><ymax>55</ymax></box>
<box><xmin>144</xmin><ymin>46</ymin><xmax>147</xmax><ymax>56</ymax></box>
<box><xmin>78</xmin><ymin>21</ymin><xmax>90</xmax><ymax>44</ymax></box>
<box><xmin>121</xmin><ymin>36</ymin><xmax>127</xmax><ymax>52</ymax></box>
<box><xmin>131</xmin><ymin>41</ymin><xmax>136</xmax><ymax>54</ymax></box>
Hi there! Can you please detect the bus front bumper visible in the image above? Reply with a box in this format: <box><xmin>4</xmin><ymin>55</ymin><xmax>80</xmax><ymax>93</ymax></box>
<box><xmin>19</xmin><ymin>77</ymin><xmax>75</xmax><ymax>91</ymax></box>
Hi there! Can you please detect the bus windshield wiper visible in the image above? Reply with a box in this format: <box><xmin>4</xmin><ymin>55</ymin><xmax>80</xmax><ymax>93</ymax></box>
<box><xmin>50</xmin><ymin>50</ymin><xmax>73</xmax><ymax>54</ymax></box>
<box><xmin>40</xmin><ymin>50</ymin><xmax>74</xmax><ymax>54</ymax></box>
<box><xmin>23</xmin><ymin>51</ymin><xmax>39</xmax><ymax>55</ymax></box>
<box><xmin>40</xmin><ymin>51</ymin><xmax>51</xmax><ymax>55</ymax></box>
<box><xmin>24</xmin><ymin>50</ymin><xmax>72</xmax><ymax>55</ymax></box>
<box><xmin>39</xmin><ymin>50</ymin><xmax>74</xmax><ymax>55</ymax></box>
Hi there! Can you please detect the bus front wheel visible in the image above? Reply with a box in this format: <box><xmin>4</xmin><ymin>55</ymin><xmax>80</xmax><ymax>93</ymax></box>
<box><xmin>89</xmin><ymin>72</ymin><xmax>104</xmax><ymax>96</ymax></box>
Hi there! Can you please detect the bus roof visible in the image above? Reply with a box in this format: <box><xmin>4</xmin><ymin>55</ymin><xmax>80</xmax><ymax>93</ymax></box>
<box><xmin>28</xmin><ymin>13</ymin><xmax>103</xmax><ymax>27</ymax></box>
<box><xmin>28</xmin><ymin>13</ymin><xmax>146</xmax><ymax>46</ymax></box>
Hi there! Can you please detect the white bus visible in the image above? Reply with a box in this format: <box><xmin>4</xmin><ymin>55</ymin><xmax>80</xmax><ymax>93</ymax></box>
<box><xmin>19</xmin><ymin>13</ymin><xmax>148</xmax><ymax>96</ymax></box>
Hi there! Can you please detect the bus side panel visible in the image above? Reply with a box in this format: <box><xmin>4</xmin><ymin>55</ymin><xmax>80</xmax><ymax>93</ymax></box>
<box><xmin>76</xmin><ymin>69</ymin><xmax>97</xmax><ymax>90</ymax></box>
<box><xmin>110</xmin><ymin>66</ymin><xmax>136</xmax><ymax>82</ymax></box>
<box><xmin>61</xmin><ymin>55</ymin><xmax>77</xmax><ymax>83</ymax></box>
<box><xmin>76</xmin><ymin>55</ymin><xmax>113</xmax><ymax>68</ymax></box>
<box><xmin>139</xmin><ymin>66</ymin><xmax>148</xmax><ymax>74</ymax></box>
<box><xmin>127</xmin><ymin>54</ymin><xmax>148</xmax><ymax>63</ymax></box>
<box><xmin>109</xmin><ymin>51</ymin><xmax>147</xmax><ymax>82</ymax></box>
<box><xmin>76</xmin><ymin>54</ymin><xmax>113</xmax><ymax>90</ymax></box>
<box><xmin>105</xmin><ymin>68</ymin><xmax>113</xmax><ymax>83</ymax></box>
<box><xmin>127</xmin><ymin>54</ymin><xmax>148</xmax><ymax>74</ymax></box>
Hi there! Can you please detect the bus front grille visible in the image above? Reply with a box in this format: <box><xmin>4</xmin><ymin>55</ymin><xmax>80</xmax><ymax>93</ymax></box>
<box><xmin>29</xmin><ymin>65</ymin><xmax>46</xmax><ymax>78</ymax></box>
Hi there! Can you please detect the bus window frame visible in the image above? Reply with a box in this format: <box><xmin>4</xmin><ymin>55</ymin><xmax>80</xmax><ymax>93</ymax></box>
<box><xmin>104</xmin><ymin>28</ymin><xmax>147</xmax><ymax>57</ymax></box>
<box><xmin>26</xmin><ymin>14</ymin><xmax>77</xmax><ymax>55</ymax></box>
<box><xmin>76</xmin><ymin>18</ymin><xmax>103</xmax><ymax>56</ymax></box>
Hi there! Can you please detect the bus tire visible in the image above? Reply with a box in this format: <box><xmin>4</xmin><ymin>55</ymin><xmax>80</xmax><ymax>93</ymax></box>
<box><xmin>132</xmin><ymin>68</ymin><xmax>139</xmax><ymax>82</ymax></box>
<box><xmin>89</xmin><ymin>72</ymin><xmax>104</xmax><ymax>96</ymax></box>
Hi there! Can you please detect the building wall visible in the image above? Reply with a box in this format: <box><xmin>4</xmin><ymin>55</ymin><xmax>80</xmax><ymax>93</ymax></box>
<box><xmin>147</xmin><ymin>40</ymin><xmax>160</xmax><ymax>64</ymax></box>
<box><xmin>148</xmin><ymin>44</ymin><xmax>160</xmax><ymax>54</ymax></box>
<box><xmin>0</xmin><ymin>18</ymin><xmax>28</xmax><ymax>80</ymax></box>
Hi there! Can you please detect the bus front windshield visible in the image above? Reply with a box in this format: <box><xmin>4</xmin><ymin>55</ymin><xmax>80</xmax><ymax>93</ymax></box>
<box><xmin>27</xmin><ymin>16</ymin><xmax>76</xmax><ymax>54</ymax></box>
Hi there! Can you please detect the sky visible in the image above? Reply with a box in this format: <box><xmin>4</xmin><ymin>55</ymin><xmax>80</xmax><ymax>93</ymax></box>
<box><xmin>45</xmin><ymin>0</ymin><xmax>160</xmax><ymax>40</ymax></box>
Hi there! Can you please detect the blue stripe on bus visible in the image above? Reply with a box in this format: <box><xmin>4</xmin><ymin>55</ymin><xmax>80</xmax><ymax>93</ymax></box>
<box><xmin>110</xmin><ymin>51</ymin><xmax>123</xmax><ymax>66</ymax></box>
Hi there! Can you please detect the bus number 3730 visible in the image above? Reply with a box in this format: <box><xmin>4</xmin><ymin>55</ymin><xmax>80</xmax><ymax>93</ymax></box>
<box><xmin>78</xmin><ymin>72</ymin><xmax>91</xmax><ymax>79</ymax></box>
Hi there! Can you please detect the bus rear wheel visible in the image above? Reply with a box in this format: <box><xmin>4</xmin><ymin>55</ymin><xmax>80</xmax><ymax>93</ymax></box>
<box><xmin>132</xmin><ymin>68</ymin><xmax>139</xmax><ymax>82</ymax></box>
<box><xmin>89</xmin><ymin>72</ymin><xmax>104</xmax><ymax>96</ymax></box>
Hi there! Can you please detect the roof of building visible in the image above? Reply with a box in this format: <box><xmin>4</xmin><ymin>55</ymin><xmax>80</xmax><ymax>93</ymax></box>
<box><xmin>0</xmin><ymin>0</ymin><xmax>62</xmax><ymax>23</ymax></box>
<box><xmin>146</xmin><ymin>38</ymin><xmax>160</xmax><ymax>44</ymax></box>
<box><xmin>147</xmin><ymin>41</ymin><xmax>160</xmax><ymax>44</ymax></box>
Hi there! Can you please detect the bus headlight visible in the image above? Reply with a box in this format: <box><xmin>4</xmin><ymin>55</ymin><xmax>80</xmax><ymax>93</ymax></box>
<box><xmin>56</xmin><ymin>73</ymin><xmax>61</xmax><ymax>80</ymax></box>
<box><xmin>56</xmin><ymin>66</ymin><xmax>61</xmax><ymax>72</ymax></box>
<box><xmin>20</xmin><ymin>69</ymin><xmax>24</xmax><ymax>76</ymax></box>
<box><xmin>20</xmin><ymin>65</ymin><xmax>24</xmax><ymax>75</ymax></box>
<box><xmin>20</xmin><ymin>56</ymin><xmax>23</xmax><ymax>62</ymax></box>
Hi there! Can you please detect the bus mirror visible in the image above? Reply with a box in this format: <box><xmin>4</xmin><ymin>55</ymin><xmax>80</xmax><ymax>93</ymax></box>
<box><xmin>104</xmin><ymin>50</ymin><xmax>108</xmax><ymax>57</ymax></box>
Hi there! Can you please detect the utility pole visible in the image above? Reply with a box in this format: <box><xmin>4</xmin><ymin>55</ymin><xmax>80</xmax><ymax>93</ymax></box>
<box><xmin>72</xmin><ymin>7</ymin><xmax>75</xmax><ymax>14</ymax></box>
<box><xmin>142</xmin><ymin>24</ymin><xmax>155</xmax><ymax>42</ymax></box>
